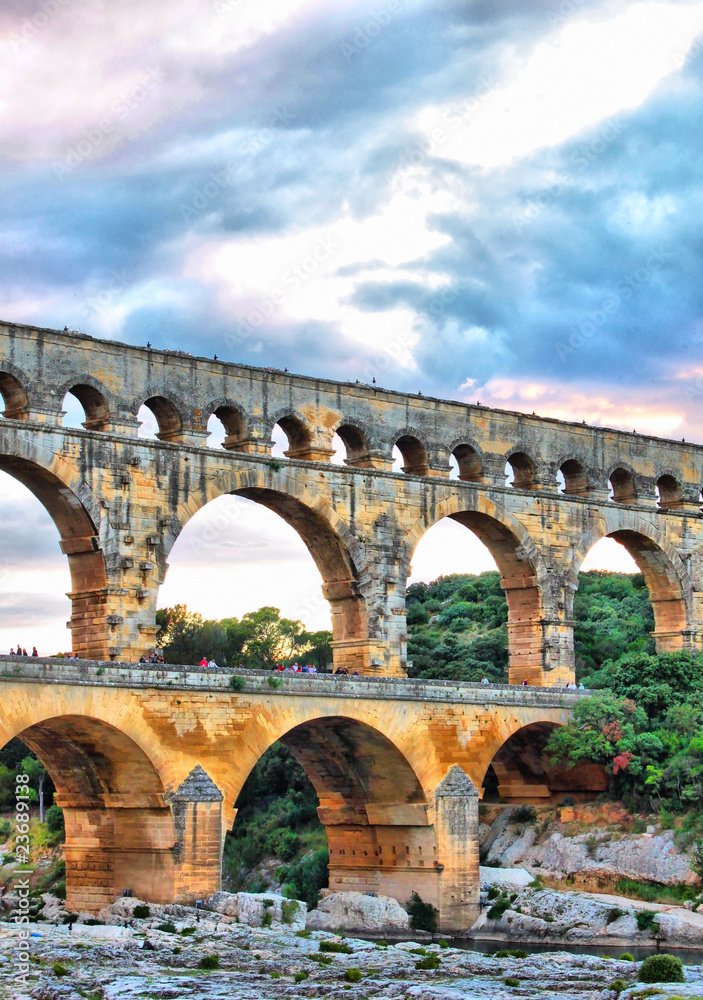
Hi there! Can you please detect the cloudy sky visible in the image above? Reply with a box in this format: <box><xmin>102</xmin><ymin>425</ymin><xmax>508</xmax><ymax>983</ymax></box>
<box><xmin>2</xmin><ymin>0</ymin><xmax>703</xmax><ymax>653</ymax></box>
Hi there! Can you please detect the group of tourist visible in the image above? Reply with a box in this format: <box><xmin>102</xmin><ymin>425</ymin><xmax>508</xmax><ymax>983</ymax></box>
<box><xmin>139</xmin><ymin>653</ymin><xmax>166</xmax><ymax>664</ymax></box>
<box><xmin>8</xmin><ymin>646</ymin><xmax>38</xmax><ymax>657</ymax></box>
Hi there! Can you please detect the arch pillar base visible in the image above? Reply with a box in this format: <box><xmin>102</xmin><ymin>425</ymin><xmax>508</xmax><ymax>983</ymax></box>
<box><xmin>433</xmin><ymin>766</ymin><xmax>480</xmax><ymax>933</ymax></box>
<box><xmin>169</xmin><ymin>765</ymin><xmax>224</xmax><ymax>904</ymax></box>
<box><xmin>61</xmin><ymin>801</ymin><xmax>178</xmax><ymax>914</ymax></box>
<box><xmin>329</xmin><ymin>638</ymin><xmax>407</xmax><ymax>676</ymax></box>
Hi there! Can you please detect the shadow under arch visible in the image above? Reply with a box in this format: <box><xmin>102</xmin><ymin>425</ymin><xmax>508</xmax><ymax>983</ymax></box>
<box><xmin>406</xmin><ymin>494</ymin><xmax>550</xmax><ymax>684</ymax></box>
<box><xmin>480</xmin><ymin>721</ymin><xmax>607</xmax><ymax>805</ymax></box>
<box><xmin>231</xmin><ymin>714</ymin><xmax>435</xmax><ymax>903</ymax></box>
<box><xmin>13</xmin><ymin>714</ymin><xmax>176</xmax><ymax>912</ymax></box>
<box><xmin>169</xmin><ymin>469</ymin><xmax>374</xmax><ymax>672</ymax></box>
<box><xmin>571</xmin><ymin>514</ymin><xmax>690</xmax><ymax>652</ymax></box>
<box><xmin>0</xmin><ymin>451</ymin><xmax>109</xmax><ymax>657</ymax></box>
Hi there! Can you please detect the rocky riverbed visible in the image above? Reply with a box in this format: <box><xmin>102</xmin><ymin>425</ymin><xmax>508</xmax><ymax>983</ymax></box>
<box><xmin>3</xmin><ymin>892</ymin><xmax>703</xmax><ymax>1000</ymax></box>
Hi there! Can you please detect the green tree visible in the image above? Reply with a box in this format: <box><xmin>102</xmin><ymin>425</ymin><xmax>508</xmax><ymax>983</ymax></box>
<box><xmin>236</xmin><ymin>607</ymin><xmax>306</xmax><ymax>668</ymax></box>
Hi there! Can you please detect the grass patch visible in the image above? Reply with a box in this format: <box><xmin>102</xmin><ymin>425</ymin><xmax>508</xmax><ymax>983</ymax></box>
<box><xmin>344</xmin><ymin>969</ymin><xmax>363</xmax><ymax>982</ymax></box>
<box><xmin>635</xmin><ymin>910</ymin><xmax>659</xmax><ymax>933</ymax></box>
<box><xmin>407</xmin><ymin>891</ymin><xmax>438</xmax><ymax>932</ymax></box>
<box><xmin>320</xmin><ymin>940</ymin><xmax>352</xmax><ymax>954</ymax></box>
<box><xmin>199</xmin><ymin>955</ymin><xmax>220</xmax><ymax>970</ymax></box>
<box><xmin>132</xmin><ymin>904</ymin><xmax>150</xmax><ymax>919</ymax></box>
<box><xmin>504</xmin><ymin>977</ymin><xmax>520</xmax><ymax>987</ymax></box>
<box><xmin>308</xmin><ymin>953</ymin><xmax>333</xmax><ymax>964</ymax></box>
<box><xmin>487</xmin><ymin>896</ymin><xmax>512</xmax><ymax>921</ymax></box>
<box><xmin>415</xmin><ymin>953</ymin><xmax>440</xmax><ymax>970</ymax></box>
<box><xmin>614</xmin><ymin>878</ymin><xmax>697</xmax><ymax>905</ymax></box>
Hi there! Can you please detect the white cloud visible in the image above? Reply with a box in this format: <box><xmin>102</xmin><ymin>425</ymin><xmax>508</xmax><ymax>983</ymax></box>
<box><xmin>415</xmin><ymin>1</ymin><xmax>703</xmax><ymax>168</ymax></box>
<box><xmin>181</xmin><ymin>175</ymin><xmax>451</xmax><ymax>358</ymax></box>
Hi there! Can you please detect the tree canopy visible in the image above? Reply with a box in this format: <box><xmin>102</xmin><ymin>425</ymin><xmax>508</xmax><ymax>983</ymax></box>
<box><xmin>155</xmin><ymin>604</ymin><xmax>332</xmax><ymax>669</ymax></box>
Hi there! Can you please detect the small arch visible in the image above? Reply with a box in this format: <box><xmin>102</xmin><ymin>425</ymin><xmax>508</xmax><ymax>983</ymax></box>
<box><xmin>506</xmin><ymin>451</ymin><xmax>536</xmax><ymax>489</ymax></box>
<box><xmin>139</xmin><ymin>396</ymin><xmax>183</xmax><ymax>442</ymax></box>
<box><xmin>335</xmin><ymin>423</ymin><xmax>371</xmax><ymax>467</ymax></box>
<box><xmin>206</xmin><ymin>402</ymin><xmax>248</xmax><ymax>450</ymax></box>
<box><xmin>451</xmin><ymin>443</ymin><xmax>483</xmax><ymax>482</ymax></box>
<box><xmin>560</xmin><ymin>458</ymin><xmax>588</xmax><ymax>495</ymax></box>
<box><xmin>656</xmin><ymin>473</ymin><xmax>684</xmax><ymax>510</ymax></box>
<box><xmin>272</xmin><ymin>412</ymin><xmax>314</xmax><ymax>459</ymax></box>
<box><xmin>0</xmin><ymin>370</ymin><xmax>29</xmax><ymax>419</ymax></box>
<box><xmin>394</xmin><ymin>434</ymin><xmax>429</xmax><ymax>476</ymax></box>
<box><xmin>62</xmin><ymin>383</ymin><xmax>110</xmax><ymax>431</ymax></box>
<box><xmin>610</xmin><ymin>467</ymin><xmax>637</xmax><ymax>504</ymax></box>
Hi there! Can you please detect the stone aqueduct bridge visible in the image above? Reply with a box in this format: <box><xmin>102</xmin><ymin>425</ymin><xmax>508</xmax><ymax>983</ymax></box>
<box><xmin>0</xmin><ymin>319</ymin><xmax>702</xmax><ymax>929</ymax></box>
<box><xmin>0</xmin><ymin>657</ymin><xmax>587</xmax><ymax>930</ymax></box>
<box><xmin>2</xmin><ymin>321</ymin><xmax>703</xmax><ymax>682</ymax></box>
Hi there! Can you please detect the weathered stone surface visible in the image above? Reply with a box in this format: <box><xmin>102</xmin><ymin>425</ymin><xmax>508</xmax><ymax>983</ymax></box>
<box><xmin>479</xmin><ymin>865</ymin><xmax>534</xmax><ymax>887</ymax></box>
<box><xmin>306</xmin><ymin>891</ymin><xmax>411</xmax><ymax>932</ymax></box>
<box><xmin>484</xmin><ymin>818</ymin><xmax>695</xmax><ymax>885</ymax></box>
<box><xmin>71</xmin><ymin>924</ymin><xmax>134</xmax><ymax>941</ymax></box>
<box><xmin>236</xmin><ymin>892</ymin><xmax>306</xmax><ymax>930</ymax></box>
<box><xmin>202</xmin><ymin>890</ymin><xmax>239</xmax><ymax>918</ymax></box>
<box><xmin>2</xmin><ymin>909</ymin><xmax>694</xmax><ymax>1000</ymax></box>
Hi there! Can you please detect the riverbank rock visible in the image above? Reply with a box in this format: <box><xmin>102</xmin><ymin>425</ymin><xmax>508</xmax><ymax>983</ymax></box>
<box><xmin>237</xmin><ymin>891</ymin><xmax>306</xmax><ymax>930</ymax></box>
<box><xmin>306</xmin><ymin>891</ymin><xmax>411</xmax><ymax>932</ymax></box>
<box><xmin>481</xmin><ymin>807</ymin><xmax>695</xmax><ymax>885</ymax></box>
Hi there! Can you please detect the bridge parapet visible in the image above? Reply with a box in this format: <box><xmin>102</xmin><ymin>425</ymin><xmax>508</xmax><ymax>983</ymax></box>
<box><xmin>0</xmin><ymin>656</ymin><xmax>585</xmax><ymax>708</ymax></box>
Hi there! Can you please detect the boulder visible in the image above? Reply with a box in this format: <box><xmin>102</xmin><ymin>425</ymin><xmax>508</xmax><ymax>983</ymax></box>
<box><xmin>235</xmin><ymin>891</ymin><xmax>306</xmax><ymax>930</ymax></box>
<box><xmin>201</xmin><ymin>890</ymin><xmax>239</xmax><ymax>918</ymax></box>
<box><xmin>480</xmin><ymin>865</ymin><xmax>534</xmax><ymax>887</ymax></box>
<box><xmin>306</xmin><ymin>891</ymin><xmax>411</xmax><ymax>933</ymax></box>
<box><xmin>656</xmin><ymin>910</ymin><xmax>703</xmax><ymax>946</ymax></box>
<box><xmin>40</xmin><ymin>893</ymin><xmax>64</xmax><ymax>923</ymax></box>
<box><xmin>70</xmin><ymin>924</ymin><xmax>133</xmax><ymax>941</ymax></box>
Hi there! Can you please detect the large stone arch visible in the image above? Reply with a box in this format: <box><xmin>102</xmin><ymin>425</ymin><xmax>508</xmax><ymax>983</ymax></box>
<box><xmin>167</xmin><ymin>466</ymin><xmax>371</xmax><ymax>672</ymax></box>
<box><xmin>227</xmin><ymin>706</ymin><xmax>475</xmax><ymax>925</ymax></box>
<box><xmin>405</xmin><ymin>492</ymin><xmax>556</xmax><ymax>684</ymax></box>
<box><xmin>0</xmin><ymin>686</ymin><xmax>232</xmax><ymax>913</ymax></box>
<box><xmin>5</xmin><ymin>709</ymin><xmax>176</xmax><ymax>913</ymax></box>
<box><xmin>476</xmin><ymin>715</ymin><xmax>607</xmax><ymax>805</ymax></box>
<box><xmin>0</xmin><ymin>432</ymin><xmax>110</xmax><ymax>657</ymax></box>
<box><xmin>571</xmin><ymin>511</ymin><xmax>691</xmax><ymax>651</ymax></box>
